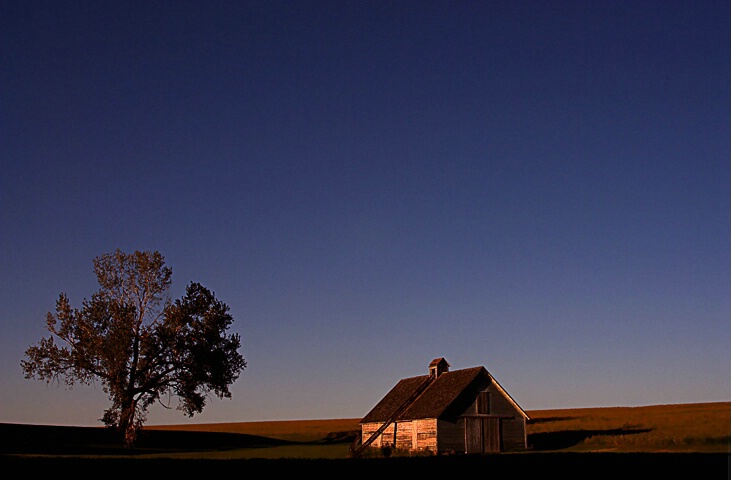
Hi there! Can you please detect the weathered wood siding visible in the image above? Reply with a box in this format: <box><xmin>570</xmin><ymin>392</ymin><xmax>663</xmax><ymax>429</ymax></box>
<box><xmin>500</xmin><ymin>416</ymin><xmax>527</xmax><ymax>451</ymax></box>
<box><xmin>483</xmin><ymin>379</ymin><xmax>527</xmax><ymax>451</ymax></box>
<box><xmin>489</xmin><ymin>383</ymin><xmax>520</xmax><ymax>417</ymax></box>
<box><xmin>361</xmin><ymin>422</ymin><xmax>388</xmax><ymax>448</ymax></box>
<box><xmin>487</xmin><ymin>379</ymin><xmax>527</xmax><ymax>451</ymax></box>
<box><xmin>361</xmin><ymin>418</ymin><xmax>438</xmax><ymax>453</ymax></box>
<box><xmin>413</xmin><ymin>418</ymin><xmax>437</xmax><ymax>452</ymax></box>
<box><xmin>393</xmin><ymin>420</ymin><xmax>413</xmax><ymax>450</ymax></box>
<box><xmin>436</xmin><ymin>418</ymin><xmax>465</xmax><ymax>453</ymax></box>
<box><xmin>461</xmin><ymin>380</ymin><xmax>518</xmax><ymax>417</ymax></box>
<box><xmin>452</xmin><ymin>379</ymin><xmax>527</xmax><ymax>452</ymax></box>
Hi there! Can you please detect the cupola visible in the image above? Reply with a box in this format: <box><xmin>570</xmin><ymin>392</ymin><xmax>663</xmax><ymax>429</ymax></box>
<box><xmin>428</xmin><ymin>357</ymin><xmax>450</xmax><ymax>378</ymax></box>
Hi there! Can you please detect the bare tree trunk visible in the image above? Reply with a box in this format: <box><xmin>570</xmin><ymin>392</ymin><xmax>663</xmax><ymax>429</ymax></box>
<box><xmin>119</xmin><ymin>402</ymin><xmax>138</xmax><ymax>448</ymax></box>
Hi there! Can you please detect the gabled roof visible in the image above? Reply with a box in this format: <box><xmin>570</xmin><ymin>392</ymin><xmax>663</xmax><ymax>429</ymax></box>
<box><xmin>360</xmin><ymin>366</ymin><xmax>529</xmax><ymax>424</ymax></box>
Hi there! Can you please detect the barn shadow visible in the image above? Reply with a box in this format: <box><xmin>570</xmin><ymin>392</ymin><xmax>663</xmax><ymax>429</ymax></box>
<box><xmin>528</xmin><ymin>426</ymin><xmax>652</xmax><ymax>451</ymax></box>
<box><xmin>528</xmin><ymin>416</ymin><xmax>577</xmax><ymax>424</ymax></box>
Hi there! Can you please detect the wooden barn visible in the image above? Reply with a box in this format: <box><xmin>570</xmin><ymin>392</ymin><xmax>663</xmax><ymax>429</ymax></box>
<box><xmin>354</xmin><ymin>358</ymin><xmax>529</xmax><ymax>456</ymax></box>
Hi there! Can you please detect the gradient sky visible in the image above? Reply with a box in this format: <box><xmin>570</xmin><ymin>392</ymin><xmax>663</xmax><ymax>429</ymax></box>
<box><xmin>1</xmin><ymin>1</ymin><xmax>729</xmax><ymax>427</ymax></box>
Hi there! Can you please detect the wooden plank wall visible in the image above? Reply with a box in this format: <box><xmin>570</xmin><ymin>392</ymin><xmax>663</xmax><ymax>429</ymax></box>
<box><xmin>438</xmin><ymin>418</ymin><xmax>466</xmax><ymax>453</ymax></box>
<box><xmin>413</xmin><ymin>419</ymin><xmax>437</xmax><ymax>452</ymax></box>
<box><xmin>489</xmin><ymin>380</ymin><xmax>527</xmax><ymax>451</ymax></box>
<box><xmin>500</xmin><ymin>416</ymin><xmax>527</xmax><ymax>451</ymax></box>
<box><xmin>361</xmin><ymin>419</ymin><xmax>439</xmax><ymax>453</ymax></box>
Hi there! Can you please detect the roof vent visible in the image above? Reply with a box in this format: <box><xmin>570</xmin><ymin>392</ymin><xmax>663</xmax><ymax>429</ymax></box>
<box><xmin>429</xmin><ymin>357</ymin><xmax>450</xmax><ymax>378</ymax></box>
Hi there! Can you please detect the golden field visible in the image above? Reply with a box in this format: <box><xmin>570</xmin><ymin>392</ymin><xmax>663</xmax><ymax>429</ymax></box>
<box><xmin>148</xmin><ymin>401</ymin><xmax>730</xmax><ymax>456</ymax></box>
<box><xmin>525</xmin><ymin>401</ymin><xmax>729</xmax><ymax>453</ymax></box>
<box><xmin>0</xmin><ymin>401</ymin><xmax>727</xmax><ymax>461</ymax></box>
<box><xmin>1</xmin><ymin>403</ymin><xmax>728</xmax><ymax>477</ymax></box>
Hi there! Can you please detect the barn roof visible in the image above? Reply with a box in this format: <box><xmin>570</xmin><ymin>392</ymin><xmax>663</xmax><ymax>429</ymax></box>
<box><xmin>360</xmin><ymin>365</ymin><xmax>529</xmax><ymax>424</ymax></box>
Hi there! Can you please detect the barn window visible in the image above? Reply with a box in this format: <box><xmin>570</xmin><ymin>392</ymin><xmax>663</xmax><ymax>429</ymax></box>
<box><xmin>477</xmin><ymin>391</ymin><xmax>490</xmax><ymax>414</ymax></box>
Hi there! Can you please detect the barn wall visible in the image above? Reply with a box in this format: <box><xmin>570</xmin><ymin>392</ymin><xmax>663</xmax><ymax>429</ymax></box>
<box><xmin>361</xmin><ymin>419</ymin><xmax>439</xmax><ymax>453</ymax></box>
<box><xmin>365</xmin><ymin>415</ymin><xmax>517</xmax><ymax>455</ymax></box>
<box><xmin>488</xmin><ymin>381</ymin><xmax>527</xmax><ymax>451</ymax></box>
<box><xmin>436</xmin><ymin>418</ymin><xmax>465</xmax><ymax>453</ymax></box>
<box><xmin>414</xmin><ymin>418</ymin><xmax>437</xmax><ymax>452</ymax></box>
<box><xmin>490</xmin><ymin>384</ymin><xmax>520</xmax><ymax>417</ymax></box>
<box><xmin>452</xmin><ymin>377</ymin><xmax>527</xmax><ymax>452</ymax></box>
<box><xmin>460</xmin><ymin>380</ymin><xmax>518</xmax><ymax>417</ymax></box>
<box><xmin>361</xmin><ymin>422</ymin><xmax>385</xmax><ymax>448</ymax></box>
<box><xmin>394</xmin><ymin>420</ymin><xmax>413</xmax><ymax>450</ymax></box>
<box><xmin>500</xmin><ymin>416</ymin><xmax>527</xmax><ymax>451</ymax></box>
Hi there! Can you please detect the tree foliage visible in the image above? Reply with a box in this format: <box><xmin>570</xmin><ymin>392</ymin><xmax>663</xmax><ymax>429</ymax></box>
<box><xmin>21</xmin><ymin>249</ymin><xmax>247</xmax><ymax>447</ymax></box>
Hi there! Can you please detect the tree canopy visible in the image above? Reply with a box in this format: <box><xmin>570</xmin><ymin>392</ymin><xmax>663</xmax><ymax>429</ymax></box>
<box><xmin>21</xmin><ymin>249</ymin><xmax>247</xmax><ymax>447</ymax></box>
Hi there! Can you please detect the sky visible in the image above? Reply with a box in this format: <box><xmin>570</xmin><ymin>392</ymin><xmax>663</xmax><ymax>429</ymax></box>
<box><xmin>1</xmin><ymin>1</ymin><xmax>729</xmax><ymax>427</ymax></box>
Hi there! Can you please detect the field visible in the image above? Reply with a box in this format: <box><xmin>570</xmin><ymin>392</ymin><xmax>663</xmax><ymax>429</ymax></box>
<box><xmin>526</xmin><ymin>402</ymin><xmax>730</xmax><ymax>453</ymax></box>
<box><xmin>1</xmin><ymin>402</ymin><xmax>728</xmax><ymax>475</ymax></box>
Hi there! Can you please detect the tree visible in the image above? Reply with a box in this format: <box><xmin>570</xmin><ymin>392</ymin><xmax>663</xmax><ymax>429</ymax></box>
<box><xmin>21</xmin><ymin>249</ymin><xmax>247</xmax><ymax>447</ymax></box>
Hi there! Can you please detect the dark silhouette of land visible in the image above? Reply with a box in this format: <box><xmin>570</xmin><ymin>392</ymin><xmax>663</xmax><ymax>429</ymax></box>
<box><xmin>1</xmin><ymin>450</ymin><xmax>727</xmax><ymax>477</ymax></box>
<box><xmin>0</xmin><ymin>422</ymin><xmax>727</xmax><ymax>477</ymax></box>
<box><xmin>1</xmin><ymin>422</ymin><xmax>659</xmax><ymax>455</ymax></box>
<box><xmin>0</xmin><ymin>423</ymin><xmax>299</xmax><ymax>455</ymax></box>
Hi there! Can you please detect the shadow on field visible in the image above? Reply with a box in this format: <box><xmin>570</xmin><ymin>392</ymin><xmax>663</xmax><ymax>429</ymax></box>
<box><xmin>528</xmin><ymin>427</ymin><xmax>652</xmax><ymax>451</ymax></box>
<box><xmin>0</xmin><ymin>423</ymin><xmax>303</xmax><ymax>455</ymax></box>
<box><xmin>528</xmin><ymin>416</ymin><xmax>577</xmax><ymax>424</ymax></box>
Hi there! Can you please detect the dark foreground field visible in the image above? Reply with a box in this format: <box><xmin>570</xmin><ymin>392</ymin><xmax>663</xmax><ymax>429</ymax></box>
<box><xmin>2</xmin><ymin>403</ymin><xmax>728</xmax><ymax>476</ymax></box>
<box><xmin>0</xmin><ymin>423</ymin><xmax>728</xmax><ymax>477</ymax></box>
<box><xmin>1</xmin><ymin>451</ymin><xmax>728</xmax><ymax>477</ymax></box>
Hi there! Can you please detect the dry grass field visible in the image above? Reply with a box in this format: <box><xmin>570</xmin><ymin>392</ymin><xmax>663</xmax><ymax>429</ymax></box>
<box><xmin>1</xmin><ymin>402</ymin><xmax>728</xmax><ymax>476</ymax></box>
<box><xmin>148</xmin><ymin>401</ymin><xmax>730</xmax><ymax>455</ymax></box>
<box><xmin>526</xmin><ymin>401</ymin><xmax>730</xmax><ymax>453</ymax></box>
<box><xmin>151</xmin><ymin>417</ymin><xmax>360</xmax><ymax>444</ymax></box>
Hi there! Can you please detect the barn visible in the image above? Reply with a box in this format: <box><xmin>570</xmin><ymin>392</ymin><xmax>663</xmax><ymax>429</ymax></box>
<box><xmin>354</xmin><ymin>358</ymin><xmax>529</xmax><ymax>456</ymax></box>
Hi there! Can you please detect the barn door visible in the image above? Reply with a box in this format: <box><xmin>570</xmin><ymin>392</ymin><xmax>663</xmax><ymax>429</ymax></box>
<box><xmin>484</xmin><ymin>417</ymin><xmax>500</xmax><ymax>453</ymax></box>
<box><xmin>466</xmin><ymin>418</ymin><xmax>481</xmax><ymax>453</ymax></box>
<box><xmin>465</xmin><ymin>418</ymin><xmax>501</xmax><ymax>453</ymax></box>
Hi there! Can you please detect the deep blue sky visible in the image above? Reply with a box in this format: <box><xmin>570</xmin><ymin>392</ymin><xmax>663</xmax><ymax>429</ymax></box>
<box><xmin>1</xmin><ymin>1</ymin><xmax>729</xmax><ymax>426</ymax></box>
